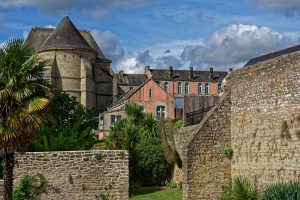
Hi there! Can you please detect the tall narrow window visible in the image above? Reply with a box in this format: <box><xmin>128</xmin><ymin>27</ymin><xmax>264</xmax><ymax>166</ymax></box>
<box><xmin>156</xmin><ymin>106</ymin><xmax>166</xmax><ymax>119</ymax></box>
<box><xmin>149</xmin><ymin>89</ymin><xmax>152</xmax><ymax>97</ymax></box>
<box><xmin>198</xmin><ymin>83</ymin><xmax>202</xmax><ymax>95</ymax></box>
<box><xmin>164</xmin><ymin>82</ymin><xmax>169</xmax><ymax>92</ymax></box>
<box><xmin>218</xmin><ymin>83</ymin><xmax>222</xmax><ymax>93</ymax></box>
<box><xmin>205</xmin><ymin>83</ymin><xmax>209</xmax><ymax>95</ymax></box>
<box><xmin>178</xmin><ymin>82</ymin><xmax>182</xmax><ymax>93</ymax></box>
<box><xmin>185</xmin><ymin>82</ymin><xmax>189</xmax><ymax>94</ymax></box>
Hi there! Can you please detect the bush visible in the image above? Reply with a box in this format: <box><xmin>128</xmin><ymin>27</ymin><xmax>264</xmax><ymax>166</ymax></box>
<box><xmin>13</xmin><ymin>174</ymin><xmax>46</xmax><ymax>200</ymax></box>
<box><xmin>259</xmin><ymin>181</ymin><xmax>300</xmax><ymax>200</ymax></box>
<box><xmin>219</xmin><ymin>177</ymin><xmax>258</xmax><ymax>200</ymax></box>
<box><xmin>131</xmin><ymin>138</ymin><xmax>171</xmax><ymax>187</ymax></box>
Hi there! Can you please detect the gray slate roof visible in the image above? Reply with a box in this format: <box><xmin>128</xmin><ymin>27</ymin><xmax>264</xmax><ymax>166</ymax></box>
<box><xmin>40</xmin><ymin>16</ymin><xmax>94</xmax><ymax>52</ymax></box>
<box><xmin>150</xmin><ymin>69</ymin><xmax>227</xmax><ymax>82</ymax></box>
<box><xmin>117</xmin><ymin>73</ymin><xmax>147</xmax><ymax>86</ymax></box>
<box><xmin>244</xmin><ymin>44</ymin><xmax>300</xmax><ymax>66</ymax></box>
<box><xmin>26</xmin><ymin>16</ymin><xmax>109</xmax><ymax>60</ymax></box>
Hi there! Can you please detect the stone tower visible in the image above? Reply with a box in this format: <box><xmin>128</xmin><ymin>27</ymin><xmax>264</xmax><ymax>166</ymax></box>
<box><xmin>26</xmin><ymin>16</ymin><xmax>114</xmax><ymax>113</ymax></box>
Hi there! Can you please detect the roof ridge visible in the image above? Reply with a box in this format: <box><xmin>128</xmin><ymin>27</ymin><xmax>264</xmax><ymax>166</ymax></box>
<box><xmin>39</xmin><ymin>16</ymin><xmax>95</xmax><ymax>52</ymax></box>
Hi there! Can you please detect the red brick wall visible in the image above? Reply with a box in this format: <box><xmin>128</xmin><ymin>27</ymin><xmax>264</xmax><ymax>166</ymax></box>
<box><xmin>128</xmin><ymin>80</ymin><xmax>175</xmax><ymax>119</ymax></box>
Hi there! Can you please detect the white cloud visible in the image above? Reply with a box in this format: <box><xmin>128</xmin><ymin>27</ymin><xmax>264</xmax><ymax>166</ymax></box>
<box><xmin>181</xmin><ymin>24</ymin><xmax>295</xmax><ymax>69</ymax></box>
<box><xmin>254</xmin><ymin>0</ymin><xmax>300</xmax><ymax>16</ymax></box>
<box><xmin>91</xmin><ymin>30</ymin><xmax>125</xmax><ymax>65</ymax></box>
<box><xmin>0</xmin><ymin>0</ymin><xmax>150</xmax><ymax>18</ymax></box>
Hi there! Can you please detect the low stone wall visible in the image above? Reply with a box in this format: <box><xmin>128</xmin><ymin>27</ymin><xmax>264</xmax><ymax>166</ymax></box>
<box><xmin>183</xmin><ymin>92</ymin><xmax>231</xmax><ymax>200</ymax></box>
<box><xmin>1</xmin><ymin>150</ymin><xmax>129</xmax><ymax>200</ymax></box>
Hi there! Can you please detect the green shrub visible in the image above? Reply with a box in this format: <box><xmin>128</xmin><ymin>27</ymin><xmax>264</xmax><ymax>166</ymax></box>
<box><xmin>259</xmin><ymin>181</ymin><xmax>300</xmax><ymax>200</ymax></box>
<box><xmin>218</xmin><ymin>177</ymin><xmax>258</xmax><ymax>200</ymax></box>
<box><xmin>132</xmin><ymin>138</ymin><xmax>171</xmax><ymax>187</ymax></box>
<box><xmin>13</xmin><ymin>173</ymin><xmax>46</xmax><ymax>200</ymax></box>
<box><xmin>164</xmin><ymin>180</ymin><xmax>177</xmax><ymax>188</ymax></box>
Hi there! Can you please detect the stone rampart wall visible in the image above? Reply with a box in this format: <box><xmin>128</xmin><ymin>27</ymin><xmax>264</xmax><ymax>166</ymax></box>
<box><xmin>0</xmin><ymin>150</ymin><xmax>128</xmax><ymax>200</ymax></box>
<box><xmin>183</xmin><ymin>92</ymin><xmax>231</xmax><ymax>200</ymax></box>
<box><xmin>227</xmin><ymin>51</ymin><xmax>300</xmax><ymax>187</ymax></box>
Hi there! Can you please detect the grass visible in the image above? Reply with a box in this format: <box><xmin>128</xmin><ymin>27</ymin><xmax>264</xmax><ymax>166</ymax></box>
<box><xmin>130</xmin><ymin>187</ymin><xmax>182</xmax><ymax>200</ymax></box>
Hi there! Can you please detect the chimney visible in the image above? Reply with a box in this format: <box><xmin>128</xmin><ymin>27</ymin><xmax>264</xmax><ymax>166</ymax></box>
<box><xmin>209</xmin><ymin>67</ymin><xmax>213</xmax><ymax>80</ymax></box>
<box><xmin>189</xmin><ymin>67</ymin><xmax>193</xmax><ymax>79</ymax></box>
<box><xmin>229</xmin><ymin>68</ymin><xmax>233</xmax><ymax>73</ymax></box>
<box><xmin>145</xmin><ymin>65</ymin><xmax>150</xmax><ymax>73</ymax></box>
<box><xmin>169</xmin><ymin>66</ymin><xmax>173</xmax><ymax>79</ymax></box>
<box><xmin>119</xmin><ymin>70</ymin><xmax>124</xmax><ymax>78</ymax></box>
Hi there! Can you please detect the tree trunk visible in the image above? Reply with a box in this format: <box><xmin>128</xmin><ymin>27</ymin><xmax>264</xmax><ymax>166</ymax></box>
<box><xmin>3</xmin><ymin>152</ymin><xmax>14</xmax><ymax>200</ymax></box>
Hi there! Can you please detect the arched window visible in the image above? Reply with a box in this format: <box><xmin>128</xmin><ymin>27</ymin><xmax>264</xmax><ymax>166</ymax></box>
<box><xmin>218</xmin><ymin>83</ymin><xmax>222</xmax><ymax>93</ymax></box>
<box><xmin>185</xmin><ymin>82</ymin><xmax>189</xmax><ymax>94</ymax></box>
<box><xmin>178</xmin><ymin>82</ymin><xmax>182</xmax><ymax>93</ymax></box>
<box><xmin>164</xmin><ymin>82</ymin><xmax>169</xmax><ymax>92</ymax></box>
<box><xmin>198</xmin><ymin>83</ymin><xmax>202</xmax><ymax>95</ymax></box>
<box><xmin>156</xmin><ymin>106</ymin><xmax>166</xmax><ymax>119</ymax></box>
<box><xmin>205</xmin><ymin>83</ymin><xmax>209</xmax><ymax>95</ymax></box>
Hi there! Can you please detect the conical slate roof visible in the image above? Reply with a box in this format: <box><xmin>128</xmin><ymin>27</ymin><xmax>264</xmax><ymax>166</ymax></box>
<box><xmin>39</xmin><ymin>16</ymin><xmax>95</xmax><ymax>52</ymax></box>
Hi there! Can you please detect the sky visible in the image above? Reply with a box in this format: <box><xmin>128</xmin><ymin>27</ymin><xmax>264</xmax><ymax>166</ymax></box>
<box><xmin>0</xmin><ymin>0</ymin><xmax>300</xmax><ymax>73</ymax></box>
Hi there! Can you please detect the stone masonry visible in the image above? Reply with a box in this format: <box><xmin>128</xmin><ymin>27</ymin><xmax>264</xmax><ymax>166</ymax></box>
<box><xmin>0</xmin><ymin>150</ymin><xmax>129</xmax><ymax>200</ymax></box>
<box><xmin>182</xmin><ymin>48</ymin><xmax>300</xmax><ymax>199</ymax></box>
<box><xmin>227</xmin><ymin>50</ymin><xmax>300</xmax><ymax>187</ymax></box>
<box><xmin>183</xmin><ymin>92</ymin><xmax>231</xmax><ymax>200</ymax></box>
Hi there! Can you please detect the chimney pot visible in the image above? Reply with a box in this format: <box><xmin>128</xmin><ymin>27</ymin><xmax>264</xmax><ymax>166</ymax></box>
<box><xmin>189</xmin><ymin>66</ymin><xmax>193</xmax><ymax>79</ymax></box>
<box><xmin>169</xmin><ymin>66</ymin><xmax>173</xmax><ymax>79</ymax></box>
<box><xmin>209</xmin><ymin>67</ymin><xmax>214</xmax><ymax>80</ymax></box>
<box><xmin>229</xmin><ymin>68</ymin><xmax>233</xmax><ymax>72</ymax></box>
<box><xmin>145</xmin><ymin>65</ymin><xmax>150</xmax><ymax>72</ymax></box>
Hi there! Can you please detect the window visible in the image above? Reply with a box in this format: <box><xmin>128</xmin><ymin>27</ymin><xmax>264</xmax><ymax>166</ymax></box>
<box><xmin>111</xmin><ymin>115</ymin><xmax>116</xmax><ymax>124</ymax></box>
<box><xmin>164</xmin><ymin>82</ymin><xmax>169</xmax><ymax>92</ymax></box>
<box><xmin>178</xmin><ymin>82</ymin><xmax>182</xmax><ymax>93</ymax></box>
<box><xmin>198</xmin><ymin>83</ymin><xmax>202</xmax><ymax>95</ymax></box>
<box><xmin>184</xmin><ymin>82</ymin><xmax>189</xmax><ymax>94</ymax></box>
<box><xmin>117</xmin><ymin>115</ymin><xmax>122</xmax><ymax>120</ymax></box>
<box><xmin>205</xmin><ymin>83</ymin><xmax>209</xmax><ymax>95</ymax></box>
<box><xmin>149</xmin><ymin>89</ymin><xmax>152</xmax><ymax>97</ymax></box>
<box><xmin>156</xmin><ymin>106</ymin><xmax>166</xmax><ymax>119</ymax></box>
<box><xmin>218</xmin><ymin>83</ymin><xmax>222</xmax><ymax>93</ymax></box>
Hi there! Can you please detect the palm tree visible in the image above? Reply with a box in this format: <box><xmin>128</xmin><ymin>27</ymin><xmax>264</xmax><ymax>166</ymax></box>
<box><xmin>0</xmin><ymin>39</ymin><xmax>50</xmax><ymax>200</ymax></box>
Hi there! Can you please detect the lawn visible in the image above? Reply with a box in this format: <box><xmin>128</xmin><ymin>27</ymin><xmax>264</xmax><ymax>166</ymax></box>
<box><xmin>130</xmin><ymin>187</ymin><xmax>182</xmax><ymax>200</ymax></box>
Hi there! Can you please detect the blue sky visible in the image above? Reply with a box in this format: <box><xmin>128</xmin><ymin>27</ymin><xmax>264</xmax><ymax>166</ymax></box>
<box><xmin>0</xmin><ymin>0</ymin><xmax>300</xmax><ymax>72</ymax></box>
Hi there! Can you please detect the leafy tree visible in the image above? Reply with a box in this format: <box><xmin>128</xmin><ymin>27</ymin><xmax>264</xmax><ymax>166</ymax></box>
<box><xmin>106</xmin><ymin>103</ymin><xmax>171</xmax><ymax>187</ymax></box>
<box><xmin>0</xmin><ymin>39</ymin><xmax>50</xmax><ymax>200</ymax></box>
<box><xmin>28</xmin><ymin>90</ymin><xmax>98</xmax><ymax>151</ymax></box>
<box><xmin>132</xmin><ymin>138</ymin><xmax>170</xmax><ymax>186</ymax></box>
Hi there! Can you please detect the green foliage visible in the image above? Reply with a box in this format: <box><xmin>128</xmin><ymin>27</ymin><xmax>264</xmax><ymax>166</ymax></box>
<box><xmin>224</xmin><ymin>146</ymin><xmax>234</xmax><ymax>155</ymax></box>
<box><xmin>164</xmin><ymin>180</ymin><xmax>177</xmax><ymax>188</ymax></box>
<box><xmin>28</xmin><ymin>90</ymin><xmax>98</xmax><ymax>151</ymax></box>
<box><xmin>219</xmin><ymin>177</ymin><xmax>258</xmax><ymax>200</ymax></box>
<box><xmin>132</xmin><ymin>138</ymin><xmax>171</xmax><ymax>186</ymax></box>
<box><xmin>259</xmin><ymin>181</ymin><xmax>300</xmax><ymax>200</ymax></box>
<box><xmin>106</xmin><ymin>103</ymin><xmax>171</xmax><ymax>187</ymax></box>
<box><xmin>160</xmin><ymin>120</ymin><xmax>182</xmax><ymax>167</ymax></box>
<box><xmin>13</xmin><ymin>173</ymin><xmax>46</xmax><ymax>200</ymax></box>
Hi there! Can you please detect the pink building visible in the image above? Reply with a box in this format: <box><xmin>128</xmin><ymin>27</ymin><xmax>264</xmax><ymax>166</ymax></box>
<box><xmin>99</xmin><ymin>66</ymin><xmax>228</xmax><ymax>134</ymax></box>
